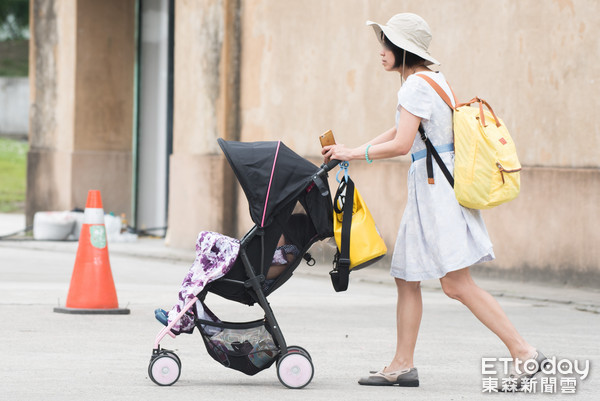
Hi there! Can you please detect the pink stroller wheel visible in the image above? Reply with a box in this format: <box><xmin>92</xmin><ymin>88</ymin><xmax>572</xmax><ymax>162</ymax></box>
<box><xmin>277</xmin><ymin>351</ymin><xmax>314</xmax><ymax>389</ymax></box>
<box><xmin>287</xmin><ymin>345</ymin><xmax>311</xmax><ymax>360</ymax></box>
<box><xmin>161</xmin><ymin>350</ymin><xmax>181</xmax><ymax>367</ymax></box>
<box><xmin>149</xmin><ymin>354</ymin><xmax>181</xmax><ymax>386</ymax></box>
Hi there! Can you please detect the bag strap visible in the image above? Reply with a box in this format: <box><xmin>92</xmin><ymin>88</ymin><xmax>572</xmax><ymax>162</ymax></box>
<box><xmin>417</xmin><ymin>73</ymin><xmax>502</xmax><ymax>128</ymax></box>
<box><xmin>413</xmin><ymin>74</ymin><xmax>455</xmax><ymax>187</ymax></box>
<box><xmin>330</xmin><ymin>176</ymin><xmax>354</xmax><ymax>292</ymax></box>
<box><xmin>415</xmin><ymin>73</ymin><xmax>457</xmax><ymax>110</ymax></box>
<box><xmin>456</xmin><ymin>97</ymin><xmax>502</xmax><ymax>128</ymax></box>
<box><xmin>418</xmin><ymin>125</ymin><xmax>454</xmax><ymax>187</ymax></box>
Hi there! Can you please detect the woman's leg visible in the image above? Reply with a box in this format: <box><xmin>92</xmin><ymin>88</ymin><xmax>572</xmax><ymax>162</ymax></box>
<box><xmin>439</xmin><ymin>267</ymin><xmax>536</xmax><ymax>361</ymax></box>
<box><xmin>385</xmin><ymin>278</ymin><xmax>423</xmax><ymax>372</ymax></box>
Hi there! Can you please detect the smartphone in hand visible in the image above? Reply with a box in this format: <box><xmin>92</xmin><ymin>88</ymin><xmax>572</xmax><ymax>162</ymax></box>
<box><xmin>319</xmin><ymin>130</ymin><xmax>336</xmax><ymax>147</ymax></box>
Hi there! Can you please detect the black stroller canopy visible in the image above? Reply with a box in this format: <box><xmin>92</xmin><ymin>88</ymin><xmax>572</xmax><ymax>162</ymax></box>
<box><xmin>218</xmin><ymin>139</ymin><xmax>320</xmax><ymax>227</ymax></box>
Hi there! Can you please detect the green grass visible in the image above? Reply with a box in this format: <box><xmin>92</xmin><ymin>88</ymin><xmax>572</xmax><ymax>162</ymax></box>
<box><xmin>0</xmin><ymin>137</ymin><xmax>27</xmax><ymax>213</ymax></box>
<box><xmin>0</xmin><ymin>39</ymin><xmax>28</xmax><ymax>76</ymax></box>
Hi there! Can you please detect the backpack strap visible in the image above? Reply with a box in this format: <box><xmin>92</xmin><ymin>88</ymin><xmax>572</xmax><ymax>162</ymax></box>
<box><xmin>415</xmin><ymin>73</ymin><xmax>457</xmax><ymax>110</ymax></box>
<box><xmin>418</xmin><ymin>124</ymin><xmax>454</xmax><ymax>187</ymax></box>
<box><xmin>414</xmin><ymin>73</ymin><xmax>456</xmax><ymax>187</ymax></box>
<box><xmin>417</xmin><ymin>73</ymin><xmax>502</xmax><ymax>129</ymax></box>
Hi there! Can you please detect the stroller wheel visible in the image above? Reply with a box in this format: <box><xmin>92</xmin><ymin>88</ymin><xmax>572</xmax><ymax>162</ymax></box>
<box><xmin>277</xmin><ymin>351</ymin><xmax>314</xmax><ymax>389</ymax></box>
<box><xmin>149</xmin><ymin>353</ymin><xmax>181</xmax><ymax>386</ymax></box>
<box><xmin>287</xmin><ymin>345</ymin><xmax>311</xmax><ymax>361</ymax></box>
<box><xmin>161</xmin><ymin>349</ymin><xmax>182</xmax><ymax>367</ymax></box>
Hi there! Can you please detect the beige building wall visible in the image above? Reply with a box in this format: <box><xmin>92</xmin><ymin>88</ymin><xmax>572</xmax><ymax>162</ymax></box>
<box><xmin>27</xmin><ymin>0</ymin><xmax>599</xmax><ymax>285</ymax></box>
<box><xmin>234</xmin><ymin>0</ymin><xmax>600</xmax><ymax>285</ymax></box>
<box><xmin>166</xmin><ymin>0</ymin><xmax>241</xmax><ymax>248</ymax></box>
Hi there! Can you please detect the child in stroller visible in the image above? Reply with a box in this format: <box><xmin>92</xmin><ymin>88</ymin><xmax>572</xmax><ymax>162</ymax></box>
<box><xmin>153</xmin><ymin>213</ymin><xmax>311</xmax><ymax>327</ymax></box>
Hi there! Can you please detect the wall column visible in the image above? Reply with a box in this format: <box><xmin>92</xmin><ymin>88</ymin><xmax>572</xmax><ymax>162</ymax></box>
<box><xmin>166</xmin><ymin>0</ymin><xmax>240</xmax><ymax>248</ymax></box>
<box><xmin>27</xmin><ymin>0</ymin><xmax>135</xmax><ymax>222</ymax></box>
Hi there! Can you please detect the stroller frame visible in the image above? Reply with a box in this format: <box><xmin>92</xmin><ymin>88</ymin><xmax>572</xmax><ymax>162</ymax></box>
<box><xmin>149</xmin><ymin>144</ymin><xmax>340</xmax><ymax>389</ymax></box>
<box><xmin>152</xmin><ymin>225</ymin><xmax>290</xmax><ymax>353</ymax></box>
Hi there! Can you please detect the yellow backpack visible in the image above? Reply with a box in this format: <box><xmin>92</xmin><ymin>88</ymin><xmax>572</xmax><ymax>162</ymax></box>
<box><xmin>416</xmin><ymin>74</ymin><xmax>521</xmax><ymax>209</ymax></box>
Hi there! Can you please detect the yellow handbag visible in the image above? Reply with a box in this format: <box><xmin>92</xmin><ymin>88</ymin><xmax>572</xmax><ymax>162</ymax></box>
<box><xmin>330</xmin><ymin>171</ymin><xmax>387</xmax><ymax>292</ymax></box>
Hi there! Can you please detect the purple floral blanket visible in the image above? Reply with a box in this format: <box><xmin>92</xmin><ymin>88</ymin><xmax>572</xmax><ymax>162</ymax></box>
<box><xmin>167</xmin><ymin>231</ymin><xmax>240</xmax><ymax>334</ymax></box>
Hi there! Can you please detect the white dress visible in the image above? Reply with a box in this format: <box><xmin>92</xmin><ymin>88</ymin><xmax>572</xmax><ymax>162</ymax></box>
<box><xmin>390</xmin><ymin>71</ymin><xmax>494</xmax><ymax>281</ymax></box>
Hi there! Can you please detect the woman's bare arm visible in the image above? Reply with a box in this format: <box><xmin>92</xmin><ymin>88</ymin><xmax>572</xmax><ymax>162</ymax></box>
<box><xmin>322</xmin><ymin>107</ymin><xmax>421</xmax><ymax>162</ymax></box>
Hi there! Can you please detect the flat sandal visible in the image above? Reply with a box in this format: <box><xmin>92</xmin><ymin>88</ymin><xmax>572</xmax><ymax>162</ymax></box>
<box><xmin>358</xmin><ymin>367</ymin><xmax>419</xmax><ymax>387</ymax></box>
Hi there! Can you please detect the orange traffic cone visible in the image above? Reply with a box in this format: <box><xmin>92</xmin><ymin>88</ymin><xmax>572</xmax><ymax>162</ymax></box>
<box><xmin>54</xmin><ymin>190</ymin><xmax>130</xmax><ymax>314</ymax></box>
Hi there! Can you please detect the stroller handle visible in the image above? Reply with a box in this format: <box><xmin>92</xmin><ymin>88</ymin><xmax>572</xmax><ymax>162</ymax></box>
<box><xmin>311</xmin><ymin>159</ymin><xmax>341</xmax><ymax>197</ymax></box>
<box><xmin>321</xmin><ymin>159</ymin><xmax>341</xmax><ymax>173</ymax></box>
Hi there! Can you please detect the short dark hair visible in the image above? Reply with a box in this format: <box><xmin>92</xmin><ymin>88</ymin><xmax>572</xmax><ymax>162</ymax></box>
<box><xmin>382</xmin><ymin>33</ymin><xmax>425</xmax><ymax>69</ymax></box>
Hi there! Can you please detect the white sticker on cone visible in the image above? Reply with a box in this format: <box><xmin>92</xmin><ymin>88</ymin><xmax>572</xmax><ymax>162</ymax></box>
<box><xmin>89</xmin><ymin>225</ymin><xmax>107</xmax><ymax>249</ymax></box>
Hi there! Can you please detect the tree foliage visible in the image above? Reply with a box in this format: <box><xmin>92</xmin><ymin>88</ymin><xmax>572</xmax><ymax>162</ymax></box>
<box><xmin>0</xmin><ymin>0</ymin><xmax>29</xmax><ymax>40</ymax></box>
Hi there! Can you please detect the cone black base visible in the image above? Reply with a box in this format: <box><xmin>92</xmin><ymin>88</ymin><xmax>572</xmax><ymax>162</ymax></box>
<box><xmin>53</xmin><ymin>306</ymin><xmax>130</xmax><ymax>315</ymax></box>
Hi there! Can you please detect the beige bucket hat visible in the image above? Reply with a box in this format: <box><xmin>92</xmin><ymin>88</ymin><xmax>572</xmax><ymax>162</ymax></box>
<box><xmin>366</xmin><ymin>13</ymin><xmax>440</xmax><ymax>66</ymax></box>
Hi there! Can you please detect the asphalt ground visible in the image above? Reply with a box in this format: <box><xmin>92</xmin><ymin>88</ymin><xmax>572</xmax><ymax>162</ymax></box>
<box><xmin>1</xmin><ymin>214</ymin><xmax>599</xmax><ymax>400</ymax></box>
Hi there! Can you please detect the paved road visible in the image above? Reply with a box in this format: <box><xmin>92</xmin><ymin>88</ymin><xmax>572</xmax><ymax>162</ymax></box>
<box><xmin>0</xmin><ymin>238</ymin><xmax>598</xmax><ymax>400</ymax></box>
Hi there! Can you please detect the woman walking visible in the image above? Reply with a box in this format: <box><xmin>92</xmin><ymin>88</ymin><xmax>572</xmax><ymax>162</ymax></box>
<box><xmin>322</xmin><ymin>13</ymin><xmax>546</xmax><ymax>388</ymax></box>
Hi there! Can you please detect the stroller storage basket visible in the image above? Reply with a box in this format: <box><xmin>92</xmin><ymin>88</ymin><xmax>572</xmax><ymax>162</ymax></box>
<box><xmin>197</xmin><ymin>318</ymin><xmax>279</xmax><ymax>376</ymax></box>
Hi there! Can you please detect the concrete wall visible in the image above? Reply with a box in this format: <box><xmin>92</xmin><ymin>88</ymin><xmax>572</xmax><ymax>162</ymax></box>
<box><xmin>232</xmin><ymin>0</ymin><xmax>600</xmax><ymax>285</ymax></box>
<box><xmin>166</xmin><ymin>0</ymin><xmax>241</xmax><ymax>248</ymax></box>
<box><xmin>27</xmin><ymin>0</ymin><xmax>135</xmax><ymax>221</ymax></box>
<box><xmin>482</xmin><ymin>167</ymin><xmax>600</xmax><ymax>286</ymax></box>
<box><xmin>26</xmin><ymin>0</ymin><xmax>600</xmax><ymax>285</ymax></box>
<box><xmin>237</xmin><ymin>0</ymin><xmax>600</xmax><ymax>167</ymax></box>
<box><xmin>0</xmin><ymin>77</ymin><xmax>29</xmax><ymax>138</ymax></box>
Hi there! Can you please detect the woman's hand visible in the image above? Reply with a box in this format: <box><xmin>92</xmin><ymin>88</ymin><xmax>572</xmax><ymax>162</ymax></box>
<box><xmin>322</xmin><ymin>144</ymin><xmax>354</xmax><ymax>163</ymax></box>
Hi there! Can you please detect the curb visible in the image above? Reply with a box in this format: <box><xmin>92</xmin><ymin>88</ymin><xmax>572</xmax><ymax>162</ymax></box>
<box><xmin>1</xmin><ymin>237</ymin><xmax>598</xmax><ymax>312</ymax></box>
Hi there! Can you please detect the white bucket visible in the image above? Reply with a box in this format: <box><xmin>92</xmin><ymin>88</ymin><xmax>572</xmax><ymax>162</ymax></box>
<box><xmin>33</xmin><ymin>211</ymin><xmax>77</xmax><ymax>240</ymax></box>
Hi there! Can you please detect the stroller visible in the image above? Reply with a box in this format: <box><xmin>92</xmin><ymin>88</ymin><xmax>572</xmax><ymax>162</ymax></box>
<box><xmin>149</xmin><ymin>139</ymin><xmax>340</xmax><ymax>388</ymax></box>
